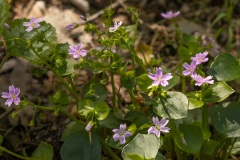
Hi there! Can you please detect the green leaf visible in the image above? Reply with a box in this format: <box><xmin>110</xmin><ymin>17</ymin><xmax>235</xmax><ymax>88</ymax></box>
<box><xmin>173</xmin><ymin>124</ymin><xmax>204</xmax><ymax>154</ymax></box>
<box><xmin>121</xmin><ymin>71</ymin><xmax>136</xmax><ymax>89</ymax></box>
<box><xmin>60</xmin><ymin>132</ymin><xmax>101</xmax><ymax>160</ymax></box>
<box><xmin>32</xmin><ymin>142</ymin><xmax>53</xmax><ymax>160</ymax></box>
<box><xmin>203</xmin><ymin>82</ymin><xmax>234</xmax><ymax>102</ymax></box>
<box><xmin>162</xmin><ymin>73</ymin><xmax>180</xmax><ymax>91</ymax></box>
<box><xmin>210</xmin><ymin>102</ymin><xmax>240</xmax><ymax>137</ymax></box>
<box><xmin>78</xmin><ymin>100</ymin><xmax>110</xmax><ymax>121</ymax></box>
<box><xmin>122</xmin><ymin>134</ymin><xmax>160</xmax><ymax>160</ymax></box>
<box><xmin>3</xmin><ymin>19</ymin><xmax>57</xmax><ymax>66</ymax></box>
<box><xmin>136</xmin><ymin>74</ymin><xmax>152</xmax><ymax>92</ymax></box>
<box><xmin>99</xmin><ymin>111</ymin><xmax>122</xmax><ymax>129</ymax></box>
<box><xmin>178</xmin><ymin>45</ymin><xmax>190</xmax><ymax>60</ymax></box>
<box><xmin>207</xmin><ymin>53</ymin><xmax>240</xmax><ymax>81</ymax></box>
<box><xmin>95</xmin><ymin>101</ymin><xmax>110</xmax><ymax>120</ymax></box>
<box><xmin>153</xmin><ymin>91</ymin><xmax>188</xmax><ymax>119</ymax></box>
<box><xmin>127</xmin><ymin>154</ymin><xmax>144</xmax><ymax>160</ymax></box>
<box><xmin>203</xmin><ymin>139</ymin><xmax>218</xmax><ymax>156</ymax></box>
<box><xmin>82</xmin><ymin>79</ymin><xmax>108</xmax><ymax>101</ymax></box>
<box><xmin>186</xmin><ymin>92</ymin><xmax>204</xmax><ymax>109</ymax></box>
<box><xmin>0</xmin><ymin>0</ymin><xmax>10</xmax><ymax>33</ymax></box>
<box><xmin>78</xmin><ymin>99</ymin><xmax>95</xmax><ymax>118</ymax></box>
<box><xmin>61</xmin><ymin>121</ymin><xmax>84</xmax><ymax>141</ymax></box>
<box><xmin>49</xmin><ymin>91</ymin><xmax>71</xmax><ymax>106</ymax></box>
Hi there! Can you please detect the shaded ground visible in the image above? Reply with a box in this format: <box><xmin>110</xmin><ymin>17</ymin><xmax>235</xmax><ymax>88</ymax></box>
<box><xmin>1</xmin><ymin>0</ymin><xmax>240</xmax><ymax>159</ymax></box>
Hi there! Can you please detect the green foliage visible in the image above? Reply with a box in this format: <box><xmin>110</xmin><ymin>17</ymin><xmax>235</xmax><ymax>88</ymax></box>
<box><xmin>187</xmin><ymin>92</ymin><xmax>204</xmax><ymax>109</ymax></box>
<box><xmin>122</xmin><ymin>134</ymin><xmax>160</xmax><ymax>160</ymax></box>
<box><xmin>153</xmin><ymin>91</ymin><xmax>188</xmax><ymax>119</ymax></box>
<box><xmin>207</xmin><ymin>53</ymin><xmax>240</xmax><ymax>81</ymax></box>
<box><xmin>203</xmin><ymin>82</ymin><xmax>234</xmax><ymax>102</ymax></box>
<box><xmin>173</xmin><ymin>124</ymin><xmax>204</xmax><ymax>154</ymax></box>
<box><xmin>78</xmin><ymin>99</ymin><xmax>110</xmax><ymax>121</ymax></box>
<box><xmin>2</xmin><ymin>19</ymin><xmax>57</xmax><ymax>66</ymax></box>
<box><xmin>0</xmin><ymin>0</ymin><xmax>9</xmax><ymax>33</ymax></box>
<box><xmin>210</xmin><ymin>102</ymin><xmax>240</xmax><ymax>137</ymax></box>
<box><xmin>61</xmin><ymin>129</ymin><xmax>101</xmax><ymax>160</ymax></box>
<box><xmin>32</xmin><ymin>142</ymin><xmax>53</xmax><ymax>160</ymax></box>
<box><xmin>82</xmin><ymin>79</ymin><xmax>108</xmax><ymax>101</ymax></box>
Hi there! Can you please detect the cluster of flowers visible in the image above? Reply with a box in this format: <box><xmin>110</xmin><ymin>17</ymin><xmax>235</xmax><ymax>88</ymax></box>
<box><xmin>2</xmin><ymin>16</ymin><xmax>172</xmax><ymax>146</ymax></box>
<box><xmin>112</xmin><ymin>117</ymin><xmax>170</xmax><ymax>144</ymax></box>
<box><xmin>182</xmin><ymin>51</ymin><xmax>214</xmax><ymax>86</ymax></box>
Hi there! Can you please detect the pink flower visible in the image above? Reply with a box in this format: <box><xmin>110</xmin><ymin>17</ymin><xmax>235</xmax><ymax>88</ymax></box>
<box><xmin>85</xmin><ymin>122</ymin><xmax>92</xmax><ymax>131</ymax></box>
<box><xmin>192</xmin><ymin>74</ymin><xmax>214</xmax><ymax>86</ymax></box>
<box><xmin>2</xmin><ymin>85</ymin><xmax>20</xmax><ymax>107</ymax></box>
<box><xmin>109</xmin><ymin>21</ymin><xmax>122</xmax><ymax>32</ymax></box>
<box><xmin>66</xmin><ymin>23</ymin><xmax>79</xmax><ymax>30</ymax></box>
<box><xmin>191</xmin><ymin>51</ymin><xmax>209</xmax><ymax>65</ymax></box>
<box><xmin>112</xmin><ymin>124</ymin><xmax>132</xmax><ymax>144</ymax></box>
<box><xmin>68</xmin><ymin>44</ymin><xmax>87</xmax><ymax>59</ymax></box>
<box><xmin>148</xmin><ymin>67</ymin><xmax>173</xmax><ymax>87</ymax></box>
<box><xmin>148</xmin><ymin>117</ymin><xmax>170</xmax><ymax>138</ymax></box>
<box><xmin>182</xmin><ymin>61</ymin><xmax>197</xmax><ymax>76</ymax></box>
<box><xmin>23</xmin><ymin>17</ymin><xmax>43</xmax><ymax>32</ymax></box>
<box><xmin>161</xmin><ymin>11</ymin><xmax>180</xmax><ymax>19</ymax></box>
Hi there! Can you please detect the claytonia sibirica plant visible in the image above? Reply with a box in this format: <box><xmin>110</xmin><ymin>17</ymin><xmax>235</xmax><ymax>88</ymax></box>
<box><xmin>109</xmin><ymin>21</ymin><xmax>122</xmax><ymax>32</ymax></box>
<box><xmin>1</xmin><ymin>1</ymin><xmax>240</xmax><ymax>160</ymax></box>
<box><xmin>148</xmin><ymin>117</ymin><xmax>170</xmax><ymax>138</ymax></box>
<box><xmin>112</xmin><ymin>124</ymin><xmax>132</xmax><ymax>144</ymax></box>
<box><xmin>1</xmin><ymin>85</ymin><xmax>20</xmax><ymax>107</ymax></box>
<box><xmin>192</xmin><ymin>74</ymin><xmax>214</xmax><ymax>86</ymax></box>
<box><xmin>23</xmin><ymin>17</ymin><xmax>43</xmax><ymax>32</ymax></box>
<box><xmin>161</xmin><ymin>10</ymin><xmax>180</xmax><ymax>19</ymax></box>
<box><xmin>68</xmin><ymin>44</ymin><xmax>87</xmax><ymax>59</ymax></box>
<box><xmin>182</xmin><ymin>61</ymin><xmax>197</xmax><ymax>77</ymax></box>
<box><xmin>148</xmin><ymin>67</ymin><xmax>173</xmax><ymax>87</ymax></box>
<box><xmin>191</xmin><ymin>51</ymin><xmax>209</xmax><ymax>65</ymax></box>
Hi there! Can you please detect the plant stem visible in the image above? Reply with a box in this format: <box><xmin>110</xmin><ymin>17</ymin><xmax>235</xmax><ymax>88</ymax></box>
<box><xmin>99</xmin><ymin>137</ymin><xmax>121</xmax><ymax>160</ymax></box>
<box><xmin>0</xmin><ymin>146</ymin><xmax>35</xmax><ymax>160</ymax></box>
<box><xmin>30</xmin><ymin>47</ymin><xmax>80</xmax><ymax>102</ymax></box>
<box><xmin>128</xmin><ymin>89</ymin><xmax>137</xmax><ymax>107</ymax></box>
<box><xmin>224</xmin><ymin>137</ymin><xmax>237</xmax><ymax>160</ymax></box>
<box><xmin>0</xmin><ymin>54</ymin><xmax>10</xmax><ymax>71</ymax></box>
<box><xmin>202</xmin><ymin>103</ymin><xmax>209</xmax><ymax>133</ymax></box>
<box><xmin>22</xmin><ymin>101</ymin><xmax>85</xmax><ymax>126</ymax></box>
<box><xmin>110</xmin><ymin>56</ymin><xmax>116</xmax><ymax>108</ymax></box>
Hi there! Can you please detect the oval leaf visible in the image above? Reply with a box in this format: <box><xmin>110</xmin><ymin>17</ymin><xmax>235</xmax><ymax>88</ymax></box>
<box><xmin>60</xmin><ymin>132</ymin><xmax>101</xmax><ymax>160</ymax></box>
<box><xmin>207</xmin><ymin>53</ymin><xmax>240</xmax><ymax>81</ymax></box>
<box><xmin>32</xmin><ymin>142</ymin><xmax>53</xmax><ymax>160</ymax></box>
<box><xmin>122</xmin><ymin>134</ymin><xmax>160</xmax><ymax>160</ymax></box>
<box><xmin>210</xmin><ymin>102</ymin><xmax>240</xmax><ymax>137</ymax></box>
<box><xmin>95</xmin><ymin>101</ymin><xmax>110</xmax><ymax>120</ymax></box>
<box><xmin>173</xmin><ymin>124</ymin><xmax>204</xmax><ymax>154</ymax></box>
<box><xmin>153</xmin><ymin>91</ymin><xmax>188</xmax><ymax>119</ymax></box>
<box><xmin>203</xmin><ymin>82</ymin><xmax>234</xmax><ymax>102</ymax></box>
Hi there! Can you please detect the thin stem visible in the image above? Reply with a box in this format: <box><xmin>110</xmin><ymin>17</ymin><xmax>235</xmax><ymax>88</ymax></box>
<box><xmin>202</xmin><ymin>103</ymin><xmax>209</xmax><ymax>133</ymax></box>
<box><xmin>128</xmin><ymin>89</ymin><xmax>137</xmax><ymax>108</ymax></box>
<box><xmin>30</xmin><ymin>46</ymin><xmax>80</xmax><ymax>102</ymax></box>
<box><xmin>110</xmin><ymin>60</ymin><xmax>116</xmax><ymax>108</ymax></box>
<box><xmin>211</xmin><ymin>136</ymin><xmax>225</xmax><ymax>160</ymax></box>
<box><xmin>224</xmin><ymin>138</ymin><xmax>237</xmax><ymax>160</ymax></box>
<box><xmin>99</xmin><ymin>137</ymin><xmax>121</xmax><ymax>160</ymax></box>
<box><xmin>22</xmin><ymin>100</ymin><xmax>85</xmax><ymax>126</ymax></box>
<box><xmin>0</xmin><ymin>54</ymin><xmax>10</xmax><ymax>71</ymax></box>
<box><xmin>0</xmin><ymin>146</ymin><xmax>35</xmax><ymax>160</ymax></box>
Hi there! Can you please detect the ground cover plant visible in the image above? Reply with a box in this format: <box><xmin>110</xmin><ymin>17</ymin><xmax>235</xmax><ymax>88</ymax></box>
<box><xmin>1</xmin><ymin>0</ymin><xmax>240</xmax><ymax>159</ymax></box>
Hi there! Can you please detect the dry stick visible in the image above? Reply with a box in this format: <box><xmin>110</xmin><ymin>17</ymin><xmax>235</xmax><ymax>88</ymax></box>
<box><xmin>78</xmin><ymin>0</ymin><xmax>128</xmax><ymax>25</ymax></box>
